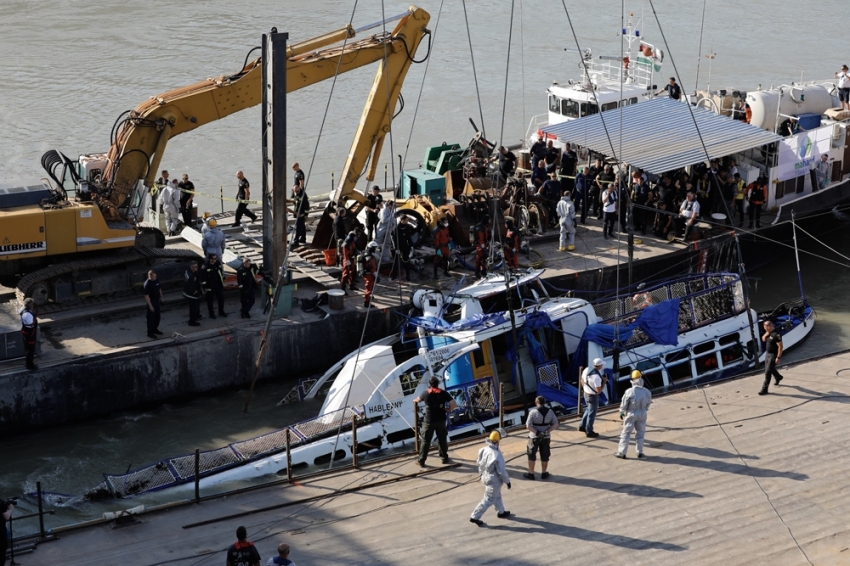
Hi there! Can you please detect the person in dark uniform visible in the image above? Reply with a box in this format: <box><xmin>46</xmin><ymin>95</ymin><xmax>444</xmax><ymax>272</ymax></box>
<box><xmin>236</xmin><ymin>258</ymin><xmax>259</xmax><ymax>318</ymax></box>
<box><xmin>178</xmin><ymin>173</ymin><xmax>195</xmax><ymax>228</ymax></box>
<box><xmin>539</xmin><ymin>173</ymin><xmax>562</xmax><ymax>225</ymax></box>
<box><xmin>504</xmin><ymin>218</ymin><xmax>520</xmax><ymax>269</ymax></box>
<box><xmin>234</xmin><ymin>170</ymin><xmax>258</xmax><ymax>226</ymax></box>
<box><xmin>529</xmin><ymin>135</ymin><xmax>546</xmax><ymax>164</ymax></box>
<box><xmin>291</xmin><ymin>162</ymin><xmax>305</xmax><ymax>191</ymax></box>
<box><xmin>364</xmin><ymin>185</ymin><xmax>383</xmax><ymax>241</ymax></box>
<box><xmin>183</xmin><ymin>261</ymin><xmax>203</xmax><ymax>327</ymax></box>
<box><xmin>19</xmin><ymin>298</ymin><xmax>38</xmax><ymax>371</ymax></box>
<box><xmin>413</xmin><ymin>376</ymin><xmax>457</xmax><ymax>467</ymax></box>
<box><xmin>660</xmin><ymin>76</ymin><xmax>682</xmax><ymax>100</ymax></box>
<box><xmin>332</xmin><ymin>207</ymin><xmax>348</xmax><ymax>267</ymax></box>
<box><xmin>226</xmin><ymin>526</ymin><xmax>261</xmax><ymax>566</ymax></box>
<box><xmin>759</xmin><ymin>320</ymin><xmax>784</xmax><ymax>395</ymax></box>
<box><xmin>143</xmin><ymin>270</ymin><xmax>163</xmax><ymax>339</ymax></box>
<box><xmin>559</xmin><ymin>143</ymin><xmax>578</xmax><ymax>194</ymax></box>
<box><xmin>200</xmin><ymin>254</ymin><xmax>228</xmax><ymax>319</ymax></box>
<box><xmin>573</xmin><ymin>167</ymin><xmax>588</xmax><ymax>224</ymax></box>
<box><xmin>289</xmin><ymin>184</ymin><xmax>309</xmax><ymax>246</ymax></box>
<box><xmin>631</xmin><ymin>172</ymin><xmax>652</xmax><ymax>235</ymax></box>
<box><xmin>474</xmin><ymin>215</ymin><xmax>491</xmax><ymax>279</ymax></box>
<box><xmin>391</xmin><ymin>214</ymin><xmax>414</xmax><ymax>281</ymax></box>
<box><xmin>497</xmin><ymin>146</ymin><xmax>517</xmax><ymax>181</ymax></box>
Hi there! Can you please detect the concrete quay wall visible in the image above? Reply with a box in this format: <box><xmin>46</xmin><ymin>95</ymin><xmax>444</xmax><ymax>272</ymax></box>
<box><xmin>0</xmin><ymin>309</ymin><xmax>398</xmax><ymax>433</ymax></box>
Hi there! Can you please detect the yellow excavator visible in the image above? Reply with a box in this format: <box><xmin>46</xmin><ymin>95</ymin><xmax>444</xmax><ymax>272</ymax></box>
<box><xmin>0</xmin><ymin>6</ymin><xmax>431</xmax><ymax>305</ymax></box>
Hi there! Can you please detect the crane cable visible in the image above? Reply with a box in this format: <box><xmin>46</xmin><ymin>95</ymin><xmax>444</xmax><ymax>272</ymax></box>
<box><xmin>302</xmin><ymin>0</ymin><xmax>361</xmax><ymax>197</ymax></box>
<box><xmin>461</xmin><ymin>0</ymin><xmax>487</xmax><ymax>141</ymax></box>
<box><xmin>402</xmin><ymin>0</ymin><xmax>445</xmax><ymax>168</ymax></box>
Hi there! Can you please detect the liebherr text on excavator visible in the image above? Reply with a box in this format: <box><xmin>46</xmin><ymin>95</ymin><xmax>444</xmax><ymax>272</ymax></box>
<box><xmin>0</xmin><ymin>6</ymin><xmax>430</xmax><ymax>305</ymax></box>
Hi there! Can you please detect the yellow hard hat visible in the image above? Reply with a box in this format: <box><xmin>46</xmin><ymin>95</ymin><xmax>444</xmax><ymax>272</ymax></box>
<box><xmin>631</xmin><ymin>370</ymin><xmax>642</xmax><ymax>380</ymax></box>
<box><xmin>202</xmin><ymin>211</ymin><xmax>211</xmax><ymax>219</ymax></box>
<box><xmin>489</xmin><ymin>430</ymin><xmax>501</xmax><ymax>443</ymax></box>
<box><xmin>208</xmin><ymin>219</ymin><xmax>217</xmax><ymax>228</ymax></box>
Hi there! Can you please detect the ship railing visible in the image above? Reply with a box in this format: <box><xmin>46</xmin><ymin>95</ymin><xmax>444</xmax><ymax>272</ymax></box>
<box><xmin>102</xmin><ymin>405</ymin><xmax>364</xmax><ymax>498</ymax></box>
<box><xmin>444</xmin><ymin>377</ymin><xmax>499</xmax><ymax>430</ymax></box>
<box><xmin>525</xmin><ymin>113</ymin><xmax>550</xmax><ymax>144</ymax></box>
<box><xmin>592</xmin><ymin>273</ymin><xmax>745</xmax><ymax>350</ymax></box>
<box><xmin>587</xmin><ymin>56</ymin><xmax>655</xmax><ymax>90</ymax></box>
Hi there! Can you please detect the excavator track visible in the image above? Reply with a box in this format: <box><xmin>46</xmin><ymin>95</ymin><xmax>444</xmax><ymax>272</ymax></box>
<box><xmin>15</xmin><ymin>247</ymin><xmax>201</xmax><ymax>306</ymax></box>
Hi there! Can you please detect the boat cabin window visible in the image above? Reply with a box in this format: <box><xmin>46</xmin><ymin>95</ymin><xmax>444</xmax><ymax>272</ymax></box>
<box><xmin>665</xmin><ymin>350</ymin><xmax>689</xmax><ymax>364</ymax></box>
<box><xmin>400</xmin><ymin>365</ymin><xmax>426</xmax><ymax>396</ymax></box>
<box><xmin>719</xmin><ymin>332</ymin><xmax>740</xmax><ymax>346</ymax></box>
<box><xmin>580</xmin><ymin>102</ymin><xmax>598</xmax><ymax>117</ymax></box>
<box><xmin>695</xmin><ymin>352</ymin><xmax>718</xmax><ymax>376</ymax></box>
<box><xmin>561</xmin><ymin>99</ymin><xmax>580</xmax><ymax>118</ymax></box>
<box><xmin>720</xmin><ymin>344</ymin><xmax>744</xmax><ymax>366</ymax></box>
<box><xmin>601</xmin><ymin>102</ymin><xmax>618</xmax><ymax>112</ymax></box>
<box><xmin>549</xmin><ymin>94</ymin><xmax>561</xmax><ymax>114</ymax></box>
<box><xmin>693</xmin><ymin>340</ymin><xmax>714</xmax><ymax>355</ymax></box>
<box><xmin>667</xmin><ymin>360</ymin><xmax>693</xmax><ymax>383</ymax></box>
<box><xmin>620</xmin><ymin>97</ymin><xmax>638</xmax><ymax>106</ymax></box>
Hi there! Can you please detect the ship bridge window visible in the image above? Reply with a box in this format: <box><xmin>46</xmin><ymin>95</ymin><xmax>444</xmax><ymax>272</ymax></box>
<box><xmin>620</xmin><ymin>97</ymin><xmax>638</xmax><ymax>106</ymax></box>
<box><xmin>580</xmin><ymin>102</ymin><xmax>599</xmax><ymax>117</ymax></box>
<box><xmin>399</xmin><ymin>365</ymin><xmax>426</xmax><ymax>396</ymax></box>
<box><xmin>601</xmin><ymin>102</ymin><xmax>618</xmax><ymax>112</ymax></box>
<box><xmin>549</xmin><ymin>94</ymin><xmax>561</xmax><ymax>113</ymax></box>
<box><xmin>561</xmin><ymin>99</ymin><xmax>580</xmax><ymax>118</ymax></box>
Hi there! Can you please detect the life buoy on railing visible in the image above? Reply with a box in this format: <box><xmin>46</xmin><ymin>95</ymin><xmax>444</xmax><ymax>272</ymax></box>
<box><xmin>622</xmin><ymin>56</ymin><xmax>630</xmax><ymax>69</ymax></box>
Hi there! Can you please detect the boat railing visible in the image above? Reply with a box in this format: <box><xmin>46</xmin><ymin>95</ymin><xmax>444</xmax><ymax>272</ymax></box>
<box><xmin>525</xmin><ymin>113</ymin><xmax>550</xmax><ymax>143</ymax></box>
<box><xmin>593</xmin><ymin>274</ymin><xmax>745</xmax><ymax>349</ymax></box>
<box><xmin>445</xmin><ymin>377</ymin><xmax>499</xmax><ymax>430</ymax></box>
<box><xmin>102</xmin><ymin>405</ymin><xmax>364</xmax><ymax>498</ymax></box>
<box><xmin>588</xmin><ymin>56</ymin><xmax>655</xmax><ymax>90</ymax></box>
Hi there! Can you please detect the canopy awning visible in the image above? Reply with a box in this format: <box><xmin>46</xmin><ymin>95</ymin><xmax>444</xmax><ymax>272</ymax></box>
<box><xmin>541</xmin><ymin>97</ymin><xmax>781</xmax><ymax>174</ymax></box>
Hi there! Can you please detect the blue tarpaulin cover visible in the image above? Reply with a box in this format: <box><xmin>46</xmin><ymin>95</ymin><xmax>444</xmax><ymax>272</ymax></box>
<box><xmin>566</xmin><ymin>299</ymin><xmax>681</xmax><ymax>382</ymax></box>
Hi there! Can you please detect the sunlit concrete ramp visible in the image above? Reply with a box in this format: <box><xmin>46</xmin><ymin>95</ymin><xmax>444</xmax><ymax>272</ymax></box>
<box><xmin>29</xmin><ymin>352</ymin><xmax>850</xmax><ymax>565</ymax></box>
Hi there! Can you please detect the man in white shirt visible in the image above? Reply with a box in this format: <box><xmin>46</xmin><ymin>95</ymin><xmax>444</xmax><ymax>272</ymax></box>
<box><xmin>601</xmin><ymin>183</ymin><xmax>618</xmax><ymax>239</ymax></box>
<box><xmin>579</xmin><ymin>358</ymin><xmax>605</xmax><ymax>438</ymax></box>
<box><xmin>677</xmin><ymin>191</ymin><xmax>700</xmax><ymax>240</ymax></box>
<box><xmin>836</xmin><ymin>64</ymin><xmax>850</xmax><ymax>111</ymax></box>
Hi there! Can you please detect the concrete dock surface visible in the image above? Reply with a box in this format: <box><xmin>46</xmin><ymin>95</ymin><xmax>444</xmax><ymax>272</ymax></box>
<box><xmin>24</xmin><ymin>351</ymin><xmax>850</xmax><ymax>565</ymax></box>
<box><xmin>0</xmin><ymin>217</ymin><xmax>685</xmax><ymax>376</ymax></box>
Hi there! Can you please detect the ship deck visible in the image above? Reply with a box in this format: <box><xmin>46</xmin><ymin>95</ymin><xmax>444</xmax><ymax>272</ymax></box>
<box><xmin>0</xmin><ymin>204</ymin><xmax>708</xmax><ymax>373</ymax></box>
<box><xmin>21</xmin><ymin>351</ymin><xmax>850</xmax><ymax>565</ymax></box>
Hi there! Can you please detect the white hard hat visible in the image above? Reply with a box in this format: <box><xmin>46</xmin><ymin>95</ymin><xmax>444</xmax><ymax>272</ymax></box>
<box><xmin>367</xmin><ymin>241</ymin><xmax>379</xmax><ymax>249</ymax></box>
<box><xmin>593</xmin><ymin>358</ymin><xmax>604</xmax><ymax>367</ymax></box>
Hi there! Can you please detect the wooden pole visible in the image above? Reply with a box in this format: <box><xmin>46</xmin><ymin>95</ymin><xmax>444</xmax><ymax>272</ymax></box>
<box><xmin>285</xmin><ymin>428</ymin><xmax>293</xmax><ymax>482</ymax></box>
<box><xmin>499</xmin><ymin>382</ymin><xmax>504</xmax><ymax>430</ymax></box>
<box><xmin>351</xmin><ymin>416</ymin><xmax>359</xmax><ymax>469</ymax></box>
<box><xmin>194</xmin><ymin>449</ymin><xmax>200</xmax><ymax>504</ymax></box>
<box><xmin>37</xmin><ymin>481</ymin><xmax>45</xmax><ymax>538</ymax></box>
<box><xmin>413</xmin><ymin>402</ymin><xmax>420</xmax><ymax>455</ymax></box>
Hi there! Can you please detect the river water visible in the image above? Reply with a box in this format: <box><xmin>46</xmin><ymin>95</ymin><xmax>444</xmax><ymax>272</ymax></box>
<box><xmin>1</xmin><ymin>0</ymin><xmax>849</xmax><ymax>531</ymax></box>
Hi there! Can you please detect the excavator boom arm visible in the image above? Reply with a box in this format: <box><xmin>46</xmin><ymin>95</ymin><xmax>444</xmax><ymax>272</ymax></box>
<box><xmin>102</xmin><ymin>6</ymin><xmax>431</xmax><ymax>220</ymax></box>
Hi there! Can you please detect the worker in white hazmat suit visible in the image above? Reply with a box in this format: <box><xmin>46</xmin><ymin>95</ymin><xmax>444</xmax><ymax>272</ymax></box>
<box><xmin>614</xmin><ymin>370</ymin><xmax>653</xmax><ymax>459</ymax></box>
<box><xmin>161</xmin><ymin>180</ymin><xmax>182</xmax><ymax>236</ymax></box>
<box><xmin>556</xmin><ymin>189</ymin><xmax>576</xmax><ymax>252</ymax></box>
<box><xmin>470</xmin><ymin>428</ymin><xmax>511</xmax><ymax>526</ymax></box>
